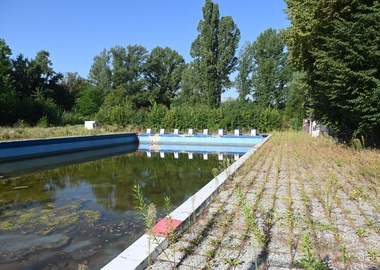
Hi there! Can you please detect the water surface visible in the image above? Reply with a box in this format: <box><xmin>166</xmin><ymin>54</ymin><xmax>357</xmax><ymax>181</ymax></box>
<box><xmin>0</xmin><ymin>146</ymin><xmax>233</xmax><ymax>269</ymax></box>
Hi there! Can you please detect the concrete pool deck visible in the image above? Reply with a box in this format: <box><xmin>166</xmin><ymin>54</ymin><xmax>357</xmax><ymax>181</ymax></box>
<box><xmin>101</xmin><ymin>135</ymin><xmax>272</xmax><ymax>270</ymax></box>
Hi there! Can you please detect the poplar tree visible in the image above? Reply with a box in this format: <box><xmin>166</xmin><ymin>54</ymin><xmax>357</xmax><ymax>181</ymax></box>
<box><xmin>235</xmin><ymin>41</ymin><xmax>253</xmax><ymax>101</ymax></box>
<box><xmin>190</xmin><ymin>0</ymin><xmax>240</xmax><ymax>108</ymax></box>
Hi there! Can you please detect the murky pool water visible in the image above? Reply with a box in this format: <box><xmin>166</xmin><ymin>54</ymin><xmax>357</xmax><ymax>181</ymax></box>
<box><xmin>0</xmin><ymin>144</ymin><xmax>242</xmax><ymax>270</ymax></box>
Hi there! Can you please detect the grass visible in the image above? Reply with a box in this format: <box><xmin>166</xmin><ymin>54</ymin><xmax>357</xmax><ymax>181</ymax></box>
<box><xmin>0</xmin><ymin>125</ymin><xmax>134</xmax><ymax>141</ymax></box>
<box><xmin>147</xmin><ymin>131</ymin><xmax>380</xmax><ymax>269</ymax></box>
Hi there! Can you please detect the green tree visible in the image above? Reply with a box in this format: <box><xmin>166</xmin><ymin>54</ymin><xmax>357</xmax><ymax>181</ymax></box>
<box><xmin>89</xmin><ymin>45</ymin><xmax>149</xmax><ymax>109</ymax></box>
<box><xmin>10</xmin><ymin>50</ymin><xmax>62</xmax><ymax>101</ymax></box>
<box><xmin>110</xmin><ymin>46</ymin><xmax>128</xmax><ymax>89</ymax></box>
<box><xmin>0</xmin><ymin>39</ymin><xmax>12</xmax><ymax>91</ymax></box>
<box><xmin>175</xmin><ymin>63</ymin><xmax>202</xmax><ymax>106</ymax></box>
<box><xmin>283</xmin><ymin>71</ymin><xmax>309</xmax><ymax>129</ymax></box>
<box><xmin>75</xmin><ymin>84</ymin><xmax>104</xmax><ymax>117</ymax></box>
<box><xmin>251</xmin><ymin>28</ymin><xmax>290</xmax><ymax>109</ymax></box>
<box><xmin>11</xmin><ymin>54</ymin><xmax>33</xmax><ymax>98</ymax></box>
<box><xmin>121</xmin><ymin>45</ymin><xmax>148</xmax><ymax>108</ymax></box>
<box><xmin>235</xmin><ymin>41</ymin><xmax>253</xmax><ymax>101</ymax></box>
<box><xmin>30</xmin><ymin>50</ymin><xmax>63</xmax><ymax>101</ymax></box>
<box><xmin>0</xmin><ymin>39</ymin><xmax>17</xmax><ymax>125</ymax></box>
<box><xmin>284</xmin><ymin>0</ymin><xmax>380</xmax><ymax>145</ymax></box>
<box><xmin>59</xmin><ymin>72</ymin><xmax>87</xmax><ymax>110</ymax></box>
<box><xmin>145</xmin><ymin>46</ymin><xmax>185</xmax><ymax>107</ymax></box>
<box><xmin>88</xmin><ymin>49</ymin><xmax>112</xmax><ymax>95</ymax></box>
<box><xmin>60</xmin><ymin>72</ymin><xmax>87</xmax><ymax>97</ymax></box>
<box><xmin>102</xmin><ymin>85</ymin><xmax>128</xmax><ymax>108</ymax></box>
<box><xmin>190</xmin><ymin>0</ymin><xmax>240</xmax><ymax>108</ymax></box>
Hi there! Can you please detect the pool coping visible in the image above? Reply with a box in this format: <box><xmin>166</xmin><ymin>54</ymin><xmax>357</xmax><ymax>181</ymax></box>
<box><xmin>101</xmin><ymin>134</ymin><xmax>272</xmax><ymax>270</ymax></box>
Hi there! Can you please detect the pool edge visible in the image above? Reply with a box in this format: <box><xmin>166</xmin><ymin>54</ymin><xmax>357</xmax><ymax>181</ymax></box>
<box><xmin>101</xmin><ymin>134</ymin><xmax>272</xmax><ymax>270</ymax></box>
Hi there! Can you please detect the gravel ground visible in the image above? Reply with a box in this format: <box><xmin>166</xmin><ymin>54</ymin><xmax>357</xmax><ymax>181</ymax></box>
<box><xmin>148</xmin><ymin>132</ymin><xmax>380</xmax><ymax>270</ymax></box>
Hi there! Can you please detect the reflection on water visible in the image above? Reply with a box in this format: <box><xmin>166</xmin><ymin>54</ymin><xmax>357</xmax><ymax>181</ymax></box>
<box><xmin>0</xmin><ymin>146</ymin><xmax>242</xmax><ymax>270</ymax></box>
<box><xmin>0</xmin><ymin>143</ymin><xmax>139</xmax><ymax>179</ymax></box>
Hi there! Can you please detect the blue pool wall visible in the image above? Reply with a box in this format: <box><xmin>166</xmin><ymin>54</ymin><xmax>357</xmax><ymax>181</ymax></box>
<box><xmin>0</xmin><ymin>133</ymin><xmax>138</xmax><ymax>161</ymax></box>
<box><xmin>138</xmin><ymin>133</ymin><xmax>265</xmax><ymax>146</ymax></box>
<box><xmin>0</xmin><ymin>130</ymin><xmax>265</xmax><ymax>162</ymax></box>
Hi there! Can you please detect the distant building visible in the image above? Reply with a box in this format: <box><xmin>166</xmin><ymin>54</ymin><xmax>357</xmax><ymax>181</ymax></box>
<box><xmin>303</xmin><ymin>118</ymin><xmax>321</xmax><ymax>137</ymax></box>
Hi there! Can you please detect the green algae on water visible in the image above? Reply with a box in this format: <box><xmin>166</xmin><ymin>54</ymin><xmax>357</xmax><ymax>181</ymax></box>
<box><xmin>0</xmin><ymin>202</ymin><xmax>101</xmax><ymax>234</ymax></box>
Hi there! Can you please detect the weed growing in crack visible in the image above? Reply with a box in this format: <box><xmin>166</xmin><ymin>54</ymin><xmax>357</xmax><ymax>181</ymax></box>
<box><xmin>212</xmin><ymin>157</ymin><xmax>234</xmax><ymax>186</ymax></box>
<box><xmin>205</xmin><ymin>247</ymin><xmax>218</xmax><ymax>260</ymax></box>
<box><xmin>365</xmin><ymin>219</ymin><xmax>376</xmax><ymax>227</ymax></box>
<box><xmin>77</xmin><ymin>260</ymin><xmax>89</xmax><ymax>270</ymax></box>
<box><xmin>234</xmin><ymin>186</ymin><xmax>266</xmax><ymax>269</ymax></box>
<box><xmin>356</xmin><ymin>228</ymin><xmax>368</xmax><ymax>238</ymax></box>
<box><xmin>296</xmin><ymin>232</ymin><xmax>328</xmax><ymax>270</ymax></box>
<box><xmin>216</xmin><ymin>212</ymin><xmax>234</xmax><ymax>231</ymax></box>
<box><xmin>367</xmin><ymin>249</ymin><xmax>380</xmax><ymax>263</ymax></box>
<box><xmin>324</xmin><ymin>192</ymin><xmax>332</xmax><ymax>217</ymax></box>
<box><xmin>133</xmin><ymin>184</ymin><xmax>176</xmax><ymax>268</ymax></box>
<box><xmin>224</xmin><ymin>257</ymin><xmax>241</xmax><ymax>266</ymax></box>
<box><xmin>336</xmin><ymin>159</ymin><xmax>344</xmax><ymax>167</ymax></box>
<box><xmin>133</xmin><ymin>184</ymin><xmax>156</xmax><ymax>267</ymax></box>
<box><xmin>179</xmin><ymin>211</ymin><xmax>216</xmax><ymax>259</ymax></box>
<box><xmin>286</xmin><ymin>210</ymin><xmax>296</xmax><ymax>228</ymax></box>
<box><xmin>163</xmin><ymin>196</ymin><xmax>178</xmax><ymax>264</ymax></box>
<box><xmin>209</xmin><ymin>238</ymin><xmax>221</xmax><ymax>246</ymax></box>
<box><xmin>339</xmin><ymin>245</ymin><xmax>352</xmax><ymax>266</ymax></box>
<box><xmin>225</xmin><ymin>242</ymin><xmax>241</xmax><ymax>248</ymax></box>
<box><xmin>300</xmin><ymin>190</ymin><xmax>309</xmax><ymax>204</ymax></box>
<box><xmin>349</xmin><ymin>188</ymin><xmax>369</xmax><ymax>200</ymax></box>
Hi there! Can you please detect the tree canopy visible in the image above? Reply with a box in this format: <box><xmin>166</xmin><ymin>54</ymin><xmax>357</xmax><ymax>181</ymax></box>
<box><xmin>284</xmin><ymin>0</ymin><xmax>380</xmax><ymax>145</ymax></box>
<box><xmin>236</xmin><ymin>28</ymin><xmax>291</xmax><ymax>109</ymax></box>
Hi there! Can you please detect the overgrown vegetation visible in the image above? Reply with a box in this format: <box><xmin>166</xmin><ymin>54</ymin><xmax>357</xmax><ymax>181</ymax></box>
<box><xmin>148</xmin><ymin>131</ymin><xmax>380</xmax><ymax>268</ymax></box>
<box><xmin>284</xmin><ymin>0</ymin><xmax>380</xmax><ymax>146</ymax></box>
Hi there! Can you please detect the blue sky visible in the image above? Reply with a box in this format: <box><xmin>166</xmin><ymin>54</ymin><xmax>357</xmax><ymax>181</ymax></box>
<box><xmin>0</xmin><ymin>0</ymin><xmax>289</xmax><ymax>98</ymax></box>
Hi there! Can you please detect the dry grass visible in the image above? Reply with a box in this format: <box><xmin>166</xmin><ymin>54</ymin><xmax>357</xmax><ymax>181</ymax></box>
<box><xmin>0</xmin><ymin>125</ymin><xmax>135</xmax><ymax>141</ymax></box>
<box><xmin>149</xmin><ymin>131</ymin><xmax>380</xmax><ymax>269</ymax></box>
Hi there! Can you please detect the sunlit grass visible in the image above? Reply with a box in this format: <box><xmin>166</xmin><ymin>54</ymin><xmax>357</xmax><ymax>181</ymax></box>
<box><xmin>0</xmin><ymin>125</ymin><xmax>134</xmax><ymax>141</ymax></box>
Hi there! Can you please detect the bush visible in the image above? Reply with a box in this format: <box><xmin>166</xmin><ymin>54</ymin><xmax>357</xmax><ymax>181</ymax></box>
<box><xmin>257</xmin><ymin>107</ymin><xmax>282</xmax><ymax>133</ymax></box>
<box><xmin>62</xmin><ymin>110</ymin><xmax>84</xmax><ymax>125</ymax></box>
<box><xmin>96</xmin><ymin>105</ymin><xmax>135</xmax><ymax>127</ymax></box>
<box><xmin>145</xmin><ymin>103</ymin><xmax>168</xmax><ymax>129</ymax></box>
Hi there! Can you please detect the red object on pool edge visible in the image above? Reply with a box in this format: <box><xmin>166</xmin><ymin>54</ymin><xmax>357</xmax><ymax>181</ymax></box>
<box><xmin>150</xmin><ymin>217</ymin><xmax>182</xmax><ymax>237</ymax></box>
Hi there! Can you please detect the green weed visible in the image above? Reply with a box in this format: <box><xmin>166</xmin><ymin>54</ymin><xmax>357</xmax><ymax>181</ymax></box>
<box><xmin>296</xmin><ymin>232</ymin><xmax>328</xmax><ymax>270</ymax></box>
<box><xmin>356</xmin><ymin>228</ymin><xmax>367</xmax><ymax>238</ymax></box>
<box><xmin>367</xmin><ymin>249</ymin><xmax>380</xmax><ymax>263</ymax></box>
<box><xmin>339</xmin><ymin>245</ymin><xmax>352</xmax><ymax>265</ymax></box>
<box><xmin>224</xmin><ymin>257</ymin><xmax>241</xmax><ymax>266</ymax></box>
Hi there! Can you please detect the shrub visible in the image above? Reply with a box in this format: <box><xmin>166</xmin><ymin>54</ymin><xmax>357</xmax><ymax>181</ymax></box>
<box><xmin>257</xmin><ymin>106</ymin><xmax>282</xmax><ymax>133</ymax></box>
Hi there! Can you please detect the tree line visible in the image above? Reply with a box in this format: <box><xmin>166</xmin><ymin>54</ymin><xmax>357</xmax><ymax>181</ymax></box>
<box><xmin>1</xmin><ymin>0</ymin><xmax>378</xmax><ymax>145</ymax></box>
<box><xmin>0</xmin><ymin>0</ymin><xmax>296</xmax><ymax>133</ymax></box>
